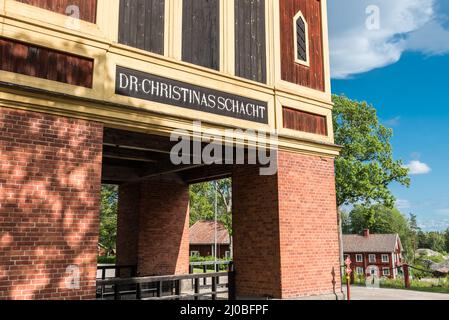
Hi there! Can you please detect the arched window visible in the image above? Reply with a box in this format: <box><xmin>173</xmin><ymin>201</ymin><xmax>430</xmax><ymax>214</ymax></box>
<box><xmin>293</xmin><ymin>11</ymin><xmax>309</xmax><ymax>66</ymax></box>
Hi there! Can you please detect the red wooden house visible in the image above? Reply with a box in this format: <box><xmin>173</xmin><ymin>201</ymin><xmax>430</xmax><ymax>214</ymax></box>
<box><xmin>343</xmin><ymin>229</ymin><xmax>404</xmax><ymax>279</ymax></box>
<box><xmin>190</xmin><ymin>221</ymin><xmax>231</xmax><ymax>259</ymax></box>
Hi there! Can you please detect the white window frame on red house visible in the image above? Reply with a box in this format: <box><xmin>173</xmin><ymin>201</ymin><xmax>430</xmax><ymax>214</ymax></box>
<box><xmin>356</xmin><ymin>267</ymin><xmax>364</xmax><ymax>275</ymax></box>
<box><xmin>369</xmin><ymin>254</ymin><xmax>376</xmax><ymax>263</ymax></box>
<box><xmin>382</xmin><ymin>268</ymin><xmax>391</xmax><ymax>276</ymax></box>
<box><xmin>381</xmin><ymin>254</ymin><xmax>389</xmax><ymax>263</ymax></box>
<box><xmin>190</xmin><ymin>251</ymin><xmax>200</xmax><ymax>257</ymax></box>
<box><xmin>356</xmin><ymin>254</ymin><xmax>363</xmax><ymax>262</ymax></box>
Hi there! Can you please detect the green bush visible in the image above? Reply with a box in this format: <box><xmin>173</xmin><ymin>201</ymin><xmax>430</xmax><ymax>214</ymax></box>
<box><xmin>97</xmin><ymin>256</ymin><xmax>116</xmax><ymax>264</ymax></box>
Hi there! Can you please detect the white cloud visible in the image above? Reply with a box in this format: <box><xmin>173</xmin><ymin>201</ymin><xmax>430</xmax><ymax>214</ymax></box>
<box><xmin>396</xmin><ymin>199</ymin><xmax>411</xmax><ymax>209</ymax></box>
<box><xmin>384</xmin><ymin>116</ymin><xmax>401</xmax><ymax>127</ymax></box>
<box><xmin>328</xmin><ymin>0</ymin><xmax>449</xmax><ymax>78</ymax></box>
<box><xmin>404</xmin><ymin>160</ymin><xmax>432</xmax><ymax>175</ymax></box>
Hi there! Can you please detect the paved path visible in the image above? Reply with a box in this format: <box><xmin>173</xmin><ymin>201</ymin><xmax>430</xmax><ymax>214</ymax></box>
<box><xmin>345</xmin><ymin>286</ymin><xmax>449</xmax><ymax>300</ymax></box>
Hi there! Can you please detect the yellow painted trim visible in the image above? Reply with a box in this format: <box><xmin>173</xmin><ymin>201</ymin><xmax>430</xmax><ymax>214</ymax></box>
<box><xmin>168</xmin><ymin>0</ymin><xmax>182</xmax><ymax>60</ymax></box>
<box><xmin>97</xmin><ymin>0</ymin><xmax>119</xmax><ymax>43</ymax></box>
<box><xmin>0</xmin><ymin>89</ymin><xmax>340</xmax><ymax>158</ymax></box>
<box><xmin>164</xmin><ymin>0</ymin><xmax>170</xmax><ymax>56</ymax></box>
<box><xmin>321</xmin><ymin>0</ymin><xmax>332</xmax><ymax>94</ymax></box>
<box><xmin>221</xmin><ymin>0</ymin><xmax>235</xmax><ymax>75</ymax></box>
<box><xmin>265</xmin><ymin>0</ymin><xmax>275</xmax><ymax>87</ymax></box>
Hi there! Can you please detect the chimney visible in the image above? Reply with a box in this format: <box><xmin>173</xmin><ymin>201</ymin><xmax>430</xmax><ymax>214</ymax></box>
<box><xmin>363</xmin><ymin>229</ymin><xmax>370</xmax><ymax>237</ymax></box>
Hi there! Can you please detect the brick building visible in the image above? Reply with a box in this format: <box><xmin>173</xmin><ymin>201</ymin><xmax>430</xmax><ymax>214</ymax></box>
<box><xmin>0</xmin><ymin>0</ymin><xmax>342</xmax><ymax>300</ymax></box>
<box><xmin>343</xmin><ymin>230</ymin><xmax>404</xmax><ymax>279</ymax></box>
<box><xmin>189</xmin><ymin>221</ymin><xmax>231</xmax><ymax>259</ymax></box>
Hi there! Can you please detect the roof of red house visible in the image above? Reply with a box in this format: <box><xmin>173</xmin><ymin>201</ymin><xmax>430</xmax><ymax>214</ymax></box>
<box><xmin>343</xmin><ymin>233</ymin><xmax>402</xmax><ymax>253</ymax></box>
<box><xmin>190</xmin><ymin>221</ymin><xmax>230</xmax><ymax>245</ymax></box>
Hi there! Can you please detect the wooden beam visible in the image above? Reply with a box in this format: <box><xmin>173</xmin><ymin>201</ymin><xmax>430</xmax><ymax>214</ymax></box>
<box><xmin>103</xmin><ymin>128</ymin><xmax>176</xmax><ymax>154</ymax></box>
<box><xmin>103</xmin><ymin>145</ymin><xmax>162</xmax><ymax>163</ymax></box>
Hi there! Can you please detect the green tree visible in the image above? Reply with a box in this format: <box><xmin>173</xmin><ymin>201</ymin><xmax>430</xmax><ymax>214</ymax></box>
<box><xmin>332</xmin><ymin>95</ymin><xmax>410</xmax><ymax>208</ymax></box>
<box><xmin>417</xmin><ymin>231</ymin><xmax>446</xmax><ymax>253</ymax></box>
<box><xmin>409</xmin><ymin>213</ymin><xmax>421</xmax><ymax>261</ymax></box>
<box><xmin>99</xmin><ymin>184</ymin><xmax>118</xmax><ymax>256</ymax></box>
<box><xmin>189</xmin><ymin>179</ymin><xmax>232</xmax><ymax>235</ymax></box>
<box><xmin>445</xmin><ymin>228</ymin><xmax>449</xmax><ymax>253</ymax></box>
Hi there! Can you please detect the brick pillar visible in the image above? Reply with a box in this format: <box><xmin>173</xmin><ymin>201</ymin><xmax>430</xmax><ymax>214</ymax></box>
<box><xmin>116</xmin><ymin>179</ymin><xmax>190</xmax><ymax>277</ymax></box>
<box><xmin>0</xmin><ymin>107</ymin><xmax>103</xmax><ymax>300</ymax></box>
<box><xmin>233</xmin><ymin>150</ymin><xmax>341</xmax><ymax>299</ymax></box>
<box><xmin>116</xmin><ymin>183</ymin><xmax>140</xmax><ymax>268</ymax></box>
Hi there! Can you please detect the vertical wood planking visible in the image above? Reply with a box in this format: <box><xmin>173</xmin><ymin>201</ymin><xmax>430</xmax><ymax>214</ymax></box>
<box><xmin>279</xmin><ymin>0</ymin><xmax>324</xmax><ymax>91</ymax></box>
<box><xmin>0</xmin><ymin>37</ymin><xmax>94</xmax><ymax>88</ymax></box>
<box><xmin>16</xmin><ymin>0</ymin><xmax>98</xmax><ymax>23</ymax></box>
<box><xmin>182</xmin><ymin>0</ymin><xmax>220</xmax><ymax>70</ymax></box>
<box><xmin>282</xmin><ymin>107</ymin><xmax>327</xmax><ymax>136</ymax></box>
<box><xmin>235</xmin><ymin>0</ymin><xmax>266</xmax><ymax>83</ymax></box>
<box><xmin>118</xmin><ymin>0</ymin><xmax>165</xmax><ymax>55</ymax></box>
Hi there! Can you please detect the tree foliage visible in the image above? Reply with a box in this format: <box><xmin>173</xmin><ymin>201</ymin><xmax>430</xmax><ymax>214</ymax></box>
<box><xmin>189</xmin><ymin>178</ymin><xmax>232</xmax><ymax>235</ymax></box>
<box><xmin>332</xmin><ymin>95</ymin><xmax>410</xmax><ymax>208</ymax></box>
<box><xmin>99</xmin><ymin>184</ymin><xmax>118</xmax><ymax>256</ymax></box>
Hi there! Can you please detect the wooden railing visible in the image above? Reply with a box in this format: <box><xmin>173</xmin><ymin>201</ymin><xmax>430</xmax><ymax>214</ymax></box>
<box><xmin>96</xmin><ymin>269</ymin><xmax>235</xmax><ymax>300</ymax></box>
<box><xmin>189</xmin><ymin>261</ymin><xmax>232</xmax><ymax>274</ymax></box>
<box><xmin>97</xmin><ymin>264</ymin><xmax>137</xmax><ymax>280</ymax></box>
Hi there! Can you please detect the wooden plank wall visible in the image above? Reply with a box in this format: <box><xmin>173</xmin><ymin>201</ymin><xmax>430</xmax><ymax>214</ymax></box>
<box><xmin>0</xmin><ymin>37</ymin><xmax>94</xmax><ymax>88</ymax></box>
<box><xmin>280</xmin><ymin>0</ymin><xmax>324</xmax><ymax>91</ymax></box>
<box><xmin>283</xmin><ymin>107</ymin><xmax>327</xmax><ymax>136</ymax></box>
<box><xmin>182</xmin><ymin>0</ymin><xmax>220</xmax><ymax>70</ymax></box>
<box><xmin>118</xmin><ymin>0</ymin><xmax>165</xmax><ymax>55</ymax></box>
<box><xmin>235</xmin><ymin>0</ymin><xmax>266</xmax><ymax>84</ymax></box>
<box><xmin>17</xmin><ymin>0</ymin><xmax>98</xmax><ymax>23</ymax></box>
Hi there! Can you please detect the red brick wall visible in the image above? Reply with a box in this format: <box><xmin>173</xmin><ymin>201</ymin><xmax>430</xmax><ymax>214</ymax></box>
<box><xmin>233</xmin><ymin>165</ymin><xmax>282</xmax><ymax>298</ymax></box>
<box><xmin>116</xmin><ymin>183</ymin><xmax>140</xmax><ymax>268</ymax></box>
<box><xmin>233</xmin><ymin>151</ymin><xmax>341</xmax><ymax>299</ymax></box>
<box><xmin>138</xmin><ymin>179</ymin><xmax>190</xmax><ymax>276</ymax></box>
<box><xmin>116</xmin><ymin>179</ymin><xmax>190</xmax><ymax>277</ymax></box>
<box><xmin>277</xmin><ymin>152</ymin><xmax>341</xmax><ymax>297</ymax></box>
<box><xmin>0</xmin><ymin>107</ymin><xmax>103</xmax><ymax>300</ymax></box>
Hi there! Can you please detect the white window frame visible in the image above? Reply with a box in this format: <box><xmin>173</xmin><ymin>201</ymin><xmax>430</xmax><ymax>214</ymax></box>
<box><xmin>369</xmin><ymin>254</ymin><xmax>376</xmax><ymax>263</ymax></box>
<box><xmin>190</xmin><ymin>251</ymin><xmax>200</xmax><ymax>257</ymax></box>
<box><xmin>356</xmin><ymin>267</ymin><xmax>364</xmax><ymax>275</ymax></box>
<box><xmin>293</xmin><ymin>10</ymin><xmax>310</xmax><ymax>67</ymax></box>
<box><xmin>356</xmin><ymin>254</ymin><xmax>363</xmax><ymax>263</ymax></box>
<box><xmin>381</xmin><ymin>254</ymin><xmax>390</xmax><ymax>263</ymax></box>
<box><xmin>382</xmin><ymin>268</ymin><xmax>391</xmax><ymax>276</ymax></box>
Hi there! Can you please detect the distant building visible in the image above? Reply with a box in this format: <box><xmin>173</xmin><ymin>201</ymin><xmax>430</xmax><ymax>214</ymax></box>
<box><xmin>343</xmin><ymin>229</ymin><xmax>404</xmax><ymax>279</ymax></box>
<box><xmin>190</xmin><ymin>221</ymin><xmax>231</xmax><ymax>259</ymax></box>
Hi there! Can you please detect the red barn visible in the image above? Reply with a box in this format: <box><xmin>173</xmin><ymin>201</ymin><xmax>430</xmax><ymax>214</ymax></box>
<box><xmin>343</xmin><ymin>230</ymin><xmax>404</xmax><ymax>279</ymax></box>
<box><xmin>190</xmin><ymin>221</ymin><xmax>231</xmax><ymax>259</ymax></box>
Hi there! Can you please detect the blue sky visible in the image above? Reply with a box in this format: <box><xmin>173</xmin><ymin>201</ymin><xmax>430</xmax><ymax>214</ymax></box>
<box><xmin>328</xmin><ymin>0</ymin><xmax>449</xmax><ymax>230</ymax></box>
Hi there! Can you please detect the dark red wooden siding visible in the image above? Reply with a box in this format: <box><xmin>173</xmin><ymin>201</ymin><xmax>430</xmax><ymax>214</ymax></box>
<box><xmin>0</xmin><ymin>37</ymin><xmax>94</xmax><ymax>88</ymax></box>
<box><xmin>283</xmin><ymin>107</ymin><xmax>327</xmax><ymax>136</ymax></box>
<box><xmin>280</xmin><ymin>0</ymin><xmax>325</xmax><ymax>91</ymax></box>
<box><xmin>17</xmin><ymin>0</ymin><xmax>98</xmax><ymax>23</ymax></box>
